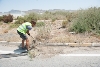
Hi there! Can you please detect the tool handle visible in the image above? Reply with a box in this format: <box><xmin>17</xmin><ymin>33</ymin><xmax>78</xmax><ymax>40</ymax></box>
<box><xmin>30</xmin><ymin>35</ymin><xmax>34</xmax><ymax>39</ymax></box>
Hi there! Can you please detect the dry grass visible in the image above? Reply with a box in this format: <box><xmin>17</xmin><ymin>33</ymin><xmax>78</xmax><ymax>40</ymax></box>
<box><xmin>35</xmin><ymin>21</ymin><xmax>51</xmax><ymax>42</ymax></box>
<box><xmin>0</xmin><ymin>20</ymin><xmax>100</xmax><ymax>43</ymax></box>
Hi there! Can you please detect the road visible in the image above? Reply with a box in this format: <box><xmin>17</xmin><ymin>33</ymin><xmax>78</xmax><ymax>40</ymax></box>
<box><xmin>0</xmin><ymin>44</ymin><xmax>100</xmax><ymax>67</ymax></box>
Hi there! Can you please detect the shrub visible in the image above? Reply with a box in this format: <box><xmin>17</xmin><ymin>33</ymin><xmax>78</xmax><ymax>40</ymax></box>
<box><xmin>3</xmin><ymin>14</ymin><xmax>13</xmax><ymax>23</ymax></box>
<box><xmin>15</xmin><ymin>17</ymin><xmax>25</xmax><ymax>24</ymax></box>
<box><xmin>0</xmin><ymin>16</ymin><xmax>3</xmax><ymax>21</ymax></box>
<box><xmin>69</xmin><ymin>7</ymin><xmax>100</xmax><ymax>34</ymax></box>
<box><xmin>35</xmin><ymin>21</ymin><xmax>51</xmax><ymax>42</ymax></box>
<box><xmin>25</xmin><ymin>13</ymin><xmax>38</xmax><ymax>22</ymax></box>
<box><xmin>14</xmin><ymin>12</ymin><xmax>38</xmax><ymax>24</ymax></box>
<box><xmin>51</xmin><ymin>18</ymin><xmax>56</xmax><ymax>22</ymax></box>
<box><xmin>36</xmin><ymin>26</ymin><xmax>50</xmax><ymax>42</ymax></box>
<box><xmin>9</xmin><ymin>23</ymin><xmax>20</xmax><ymax>29</ymax></box>
<box><xmin>36</xmin><ymin>22</ymin><xmax>45</xmax><ymax>27</ymax></box>
<box><xmin>62</xmin><ymin>20</ymin><xmax>68</xmax><ymax>28</ymax></box>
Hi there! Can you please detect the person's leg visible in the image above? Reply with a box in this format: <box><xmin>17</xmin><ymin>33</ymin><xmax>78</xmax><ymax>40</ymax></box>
<box><xmin>26</xmin><ymin>38</ymin><xmax>30</xmax><ymax>51</ymax></box>
<box><xmin>17</xmin><ymin>30</ymin><xmax>25</xmax><ymax>49</ymax></box>
<box><xmin>17</xmin><ymin>31</ymin><xmax>28</xmax><ymax>49</ymax></box>
<box><xmin>22</xmin><ymin>39</ymin><xmax>25</xmax><ymax>48</ymax></box>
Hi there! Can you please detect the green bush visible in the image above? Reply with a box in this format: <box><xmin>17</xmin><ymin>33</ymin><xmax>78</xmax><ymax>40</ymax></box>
<box><xmin>62</xmin><ymin>20</ymin><xmax>68</xmax><ymax>28</ymax></box>
<box><xmin>9</xmin><ymin>24</ymin><xmax>20</xmax><ymax>29</ymax></box>
<box><xmin>69</xmin><ymin>7</ymin><xmax>100</xmax><ymax>34</ymax></box>
<box><xmin>51</xmin><ymin>18</ymin><xmax>56</xmax><ymax>22</ymax></box>
<box><xmin>15</xmin><ymin>17</ymin><xmax>24</xmax><ymax>24</ymax></box>
<box><xmin>14</xmin><ymin>11</ymin><xmax>74</xmax><ymax>24</ymax></box>
<box><xmin>14</xmin><ymin>12</ymin><xmax>38</xmax><ymax>24</ymax></box>
<box><xmin>24</xmin><ymin>13</ymin><xmax>38</xmax><ymax>22</ymax></box>
<box><xmin>36</xmin><ymin>22</ymin><xmax>45</xmax><ymax>27</ymax></box>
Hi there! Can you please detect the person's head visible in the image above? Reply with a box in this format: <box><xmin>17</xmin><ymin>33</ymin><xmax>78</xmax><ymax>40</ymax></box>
<box><xmin>31</xmin><ymin>20</ymin><xmax>36</xmax><ymax>27</ymax></box>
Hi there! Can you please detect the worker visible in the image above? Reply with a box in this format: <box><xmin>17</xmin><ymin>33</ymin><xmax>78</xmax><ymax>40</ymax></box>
<box><xmin>17</xmin><ymin>20</ymin><xmax>36</xmax><ymax>51</ymax></box>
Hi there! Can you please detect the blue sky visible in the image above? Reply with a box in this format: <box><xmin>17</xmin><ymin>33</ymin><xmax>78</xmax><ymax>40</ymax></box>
<box><xmin>0</xmin><ymin>0</ymin><xmax>100</xmax><ymax>12</ymax></box>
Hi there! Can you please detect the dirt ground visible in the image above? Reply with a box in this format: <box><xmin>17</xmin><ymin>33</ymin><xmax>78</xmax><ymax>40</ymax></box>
<box><xmin>34</xmin><ymin>46</ymin><xmax>79</xmax><ymax>58</ymax></box>
<box><xmin>0</xmin><ymin>20</ymin><xmax>100</xmax><ymax>43</ymax></box>
<box><xmin>28</xmin><ymin>45</ymin><xmax>100</xmax><ymax>58</ymax></box>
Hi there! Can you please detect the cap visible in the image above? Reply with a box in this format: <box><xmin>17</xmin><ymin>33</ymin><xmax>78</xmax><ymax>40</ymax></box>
<box><xmin>26</xmin><ymin>25</ymin><xmax>32</xmax><ymax>30</ymax></box>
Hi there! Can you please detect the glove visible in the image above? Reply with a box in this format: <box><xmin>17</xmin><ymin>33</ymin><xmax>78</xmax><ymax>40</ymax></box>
<box><xmin>28</xmin><ymin>33</ymin><xmax>30</xmax><ymax>36</ymax></box>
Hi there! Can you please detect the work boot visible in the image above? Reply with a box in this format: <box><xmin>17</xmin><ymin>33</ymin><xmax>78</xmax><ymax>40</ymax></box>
<box><xmin>22</xmin><ymin>47</ymin><xmax>27</xmax><ymax>50</ymax></box>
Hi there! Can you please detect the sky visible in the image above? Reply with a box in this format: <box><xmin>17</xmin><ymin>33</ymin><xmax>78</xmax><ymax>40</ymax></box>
<box><xmin>0</xmin><ymin>0</ymin><xmax>100</xmax><ymax>12</ymax></box>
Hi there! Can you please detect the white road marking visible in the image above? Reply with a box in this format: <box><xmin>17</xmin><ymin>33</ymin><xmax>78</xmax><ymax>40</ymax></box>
<box><xmin>59</xmin><ymin>54</ymin><xmax>100</xmax><ymax>56</ymax></box>
<box><xmin>0</xmin><ymin>50</ymin><xmax>14</xmax><ymax>54</ymax></box>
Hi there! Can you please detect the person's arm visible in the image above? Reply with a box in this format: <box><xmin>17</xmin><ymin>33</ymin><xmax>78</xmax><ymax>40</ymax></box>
<box><xmin>27</xmin><ymin>30</ymin><xmax>30</xmax><ymax>36</ymax></box>
<box><xmin>26</xmin><ymin>25</ymin><xmax>32</xmax><ymax>36</ymax></box>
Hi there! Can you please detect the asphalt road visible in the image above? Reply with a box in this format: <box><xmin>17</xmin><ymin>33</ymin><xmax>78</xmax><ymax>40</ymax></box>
<box><xmin>0</xmin><ymin>55</ymin><xmax>100</xmax><ymax>67</ymax></box>
<box><xmin>0</xmin><ymin>44</ymin><xmax>100</xmax><ymax>67</ymax></box>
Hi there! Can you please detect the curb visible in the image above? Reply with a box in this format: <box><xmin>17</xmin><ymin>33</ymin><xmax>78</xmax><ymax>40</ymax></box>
<box><xmin>0</xmin><ymin>41</ymin><xmax>8</xmax><ymax>45</ymax></box>
<box><xmin>0</xmin><ymin>41</ymin><xmax>21</xmax><ymax>46</ymax></box>
<box><xmin>68</xmin><ymin>43</ymin><xmax>92</xmax><ymax>47</ymax></box>
<box><xmin>92</xmin><ymin>43</ymin><xmax>100</xmax><ymax>47</ymax></box>
<box><xmin>0</xmin><ymin>41</ymin><xmax>100</xmax><ymax>47</ymax></box>
<box><xmin>45</xmin><ymin>43</ymin><xmax>100</xmax><ymax>47</ymax></box>
<box><xmin>46</xmin><ymin>43</ymin><xmax>68</xmax><ymax>46</ymax></box>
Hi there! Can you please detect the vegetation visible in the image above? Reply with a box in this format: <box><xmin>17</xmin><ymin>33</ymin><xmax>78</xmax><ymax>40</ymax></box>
<box><xmin>1</xmin><ymin>7</ymin><xmax>100</xmax><ymax>35</ymax></box>
<box><xmin>69</xmin><ymin>7</ymin><xmax>100</xmax><ymax>34</ymax></box>
<box><xmin>62</xmin><ymin>20</ymin><xmax>68</xmax><ymax>28</ymax></box>
<box><xmin>9</xmin><ymin>23</ymin><xmax>20</xmax><ymax>29</ymax></box>
<box><xmin>0</xmin><ymin>14</ymin><xmax>13</xmax><ymax>23</ymax></box>
<box><xmin>36</xmin><ymin>22</ymin><xmax>45</xmax><ymax>27</ymax></box>
<box><xmin>36</xmin><ymin>26</ymin><xmax>51</xmax><ymax>42</ymax></box>
<box><xmin>14</xmin><ymin>13</ymin><xmax>38</xmax><ymax>24</ymax></box>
